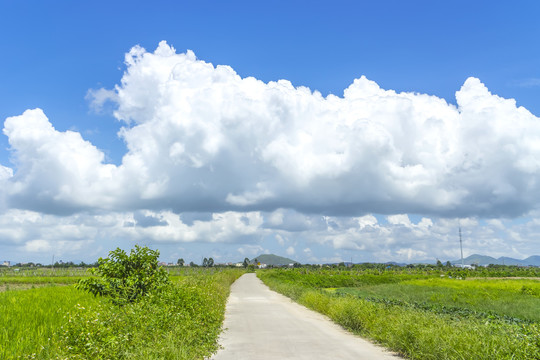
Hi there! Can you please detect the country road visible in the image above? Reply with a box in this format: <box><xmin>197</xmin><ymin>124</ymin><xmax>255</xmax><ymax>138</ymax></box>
<box><xmin>212</xmin><ymin>273</ymin><xmax>402</xmax><ymax>360</ymax></box>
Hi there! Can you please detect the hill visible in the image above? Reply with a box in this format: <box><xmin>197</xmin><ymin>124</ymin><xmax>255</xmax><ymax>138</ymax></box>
<box><xmin>451</xmin><ymin>254</ymin><xmax>540</xmax><ymax>266</ymax></box>
<box><xmin>251</xmin><ymin>254</ymin><xmax>298</xmax><ymax>266</ymax></box>
<box><xmin>523</xmin><ymin>256</ymin><xmax>540</xmax><ymax>266</ymax></box>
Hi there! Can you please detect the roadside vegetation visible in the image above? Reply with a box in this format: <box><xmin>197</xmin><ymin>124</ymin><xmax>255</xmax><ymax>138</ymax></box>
<box><xmin>1</xmin><ymin>247</ymin><xmax>243</xmax><ymax>360</ymax></box>
<box><xmin>258</xmin><ymin>266</ymin><xmax>540</xmax><ymax>360</ymax></box>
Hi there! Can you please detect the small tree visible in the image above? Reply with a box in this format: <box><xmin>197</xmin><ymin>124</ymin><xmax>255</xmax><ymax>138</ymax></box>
<box><xmin>202</xmin><ymin>257</ymin><xmax>208</xmax><ymax>267</ymax></box>
<box><xmin>77</xmin><ymin>245</ymin><xmax>169</xmax><ymax>305</ymax></box>
<box><xmin>243</xmin><ymin>257</ymin><xmax>250</xmax><ymax>268</ymax></box>
<box><xmin>177</xmin><ymin>258</ymin><xmax>184</xmax><ymax>266</ymax></box>
<box><xmin>208</xmin><ymin>257</ymin><xmax>214</xmax><ymax>267</ymax></box>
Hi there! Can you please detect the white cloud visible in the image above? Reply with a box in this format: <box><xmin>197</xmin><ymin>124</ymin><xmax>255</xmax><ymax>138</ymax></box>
<box><xmin>0</xmin><ymin>207</ymin><xmax>538</xmax><ymax>263</ymax></box>
<box><xmin>387</xmin><ymin>214</ymin><xmax>412</xmax><ymax>227</ymax></box>
<box><xmin>0</xmin><ymin>165</ymin><xmax>12</xmax><ymax>180</ymax></box>
<box><xmin>286</xmin><ymin>246</ymin><xmax>295</xmax><ymax>256</ymax></box>
<box><xmin>3</xmin><ymin>109</ymin><xmax>118</xmax><ymax>214</ymax></box>
<box><xmin>395</xmin><ymin>248</ymin><xmax>428</xmax><ymax>261</ymax></box>
<box><xmin>357</xmin><ymin>215</ymin><xmax>378</xmax><ymax>228</ymax></box>
<box><xmin>86</xmin><ymin>88</ymin><xmax>119</xmax><ymax>113</ymax></box>
<box><xmin>3</xmin><ymin>42</ymin><xmax>540</xmax><ymax>219</ymax></box>
<box><xmin>275</xmin><ymin>234</ymin><xmax>285</xmax><ymax>246</ymax></box>
<box><xmin>237</xmin><ymin>244</ymin><xmax>265</xmax><ymax>256</ymax></box>
<box><xmin>24</xmin><ymin>239</ymin><xmax>51</xmax><ymax>253</ymax></box>
<box><xmin>3</xmin><ymin>41</ymin><xmax>540</xmax><ymax>263</ymax></box>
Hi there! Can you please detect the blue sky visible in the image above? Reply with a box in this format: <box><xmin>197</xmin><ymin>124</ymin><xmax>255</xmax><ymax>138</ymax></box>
<box><xmin>1</xmin><ymin>1</ymin><xmax>540</xmax><ymax>265</ymax></box>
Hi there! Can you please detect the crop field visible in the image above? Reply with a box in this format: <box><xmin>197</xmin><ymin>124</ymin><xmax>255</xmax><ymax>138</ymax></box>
<box><xmin>0</xmin><ymin>266</ymin><xmax>243</xmax><ymax>360</ymax></box>
<box><xmin>258</xmin><ymin>267</ymin><xmax>540</xmax><ymax>360</ymax></box>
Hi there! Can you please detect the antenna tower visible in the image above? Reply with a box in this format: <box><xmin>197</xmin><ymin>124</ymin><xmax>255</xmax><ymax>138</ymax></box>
<box><xmin>459</xmin><ymin>225</ymin><xmax>464</xmax><ymax>267</ymax></box>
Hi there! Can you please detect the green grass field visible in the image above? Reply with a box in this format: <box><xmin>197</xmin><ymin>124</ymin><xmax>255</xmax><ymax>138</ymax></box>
<box><xmin>4</xmin><ymin>264</ymin><xmax>539</xmax><ymax>359</ymax></box>
<box><xmin>0</xmin><ymin>285</ymin><xmax>102</xmax><ymax>359</ymax></box>
<box><xmin>258</xmin><ymin>268</ymin><xmax>540</xmax><ymax>360</ymax></box>
<box><xmin>330</xmin><ymin>277</ymin><xmax>540</xmax><ymax>322</ymax></box>
<box><xmin>1</xmin><ymin>267</ymin><xmax>243</xmax><ymax>360</ymax></box>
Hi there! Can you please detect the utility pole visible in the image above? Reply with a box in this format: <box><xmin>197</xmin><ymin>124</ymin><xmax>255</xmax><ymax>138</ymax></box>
<box><xmin>459</xmin><ymin>225</ymin><xmax>464</xmax><ymax>268</ymax></box>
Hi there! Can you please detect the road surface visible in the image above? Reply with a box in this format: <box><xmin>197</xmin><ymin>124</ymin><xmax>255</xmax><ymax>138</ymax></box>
<box><xmin>212</xmin><ymin>273</ymin><xmax>402</xmax><ymax>360</ymax></box>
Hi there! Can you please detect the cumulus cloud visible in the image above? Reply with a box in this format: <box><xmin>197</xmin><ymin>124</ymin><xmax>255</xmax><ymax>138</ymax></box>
<box><xmin>3</xmin><ymin>41</ymin><xmax>540</xmax><ymax>262</ymax></box>
<box><xmin>3</xmin><ymin>109</ymin><xmax>119</xmax><ymax>214</ymax></box>
<box><xmin>3</xmin><ymin>42</ymin><xmax>540</xmax><ymax>219</ymax></box>
<box><xmin>0</xmin><ymin>207</ymin><xmax>538</xmax><ymax>263</ymax></box>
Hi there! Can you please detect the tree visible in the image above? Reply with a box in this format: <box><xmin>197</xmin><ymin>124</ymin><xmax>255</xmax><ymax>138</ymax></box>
<box><xmin>436</xmin><ymin>259</ymin><xmax>443</xmax><ymax>268</ymax></box>
<box><xmin>202</xmin><ymin>257</ymin><xmax>208</xmax><ymax>267</ymax></box>
<box><xmin>177</xmin><ymin>258</ymin><xmax>184</xmax><ymax>266</ymax></box>
<box><xmin>208</xmin><ymin>257</ymin><xmax>214</xmax><ymax>267</ymax></box>
<box><xmin>243</xmin><ymin>257</ymin><xmax>250</xmax><ymax>268</ymax></box>
<box><xmin>77</xmin><ymin>245</ymin><xmax>169</xmax><ymax>305</ymax></box>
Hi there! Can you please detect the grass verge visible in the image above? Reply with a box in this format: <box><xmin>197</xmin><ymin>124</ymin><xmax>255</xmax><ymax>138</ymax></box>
<box><xmin>258</xmin><ymin>270</ymin><xmax>540</xmax><ymax>360</ymax></box>
<box><xmin>2</xmin><ymin>268</ymin><xmax>242</xmax><ymax>360</ymax></box>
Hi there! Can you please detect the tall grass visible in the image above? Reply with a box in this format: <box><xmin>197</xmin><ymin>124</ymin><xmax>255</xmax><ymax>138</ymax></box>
<box><xmin>1</xmin><ymin>268</ymin><xmax>243</xmax><ymax>360</ymax></box>
<box><xmin>259</xmin><ymin>269</ymin><xmax>540</xmax><ymax>360</ymax></box>
<box><xmin>0</xmin><ymin>286</ymin><xmax>102</xmax><ymax>359</ymax></box>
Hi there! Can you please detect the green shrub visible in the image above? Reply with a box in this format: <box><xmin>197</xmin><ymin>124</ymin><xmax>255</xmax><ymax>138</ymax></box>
<box><xmin>60</xmin><ymin>270</ymin><xmax>240</xmax><ymax>359</ymax></box>
<box><xmin>77</xmin><ymin>245</ymin><xmax>169</xmax><ymax>305</ymax></box>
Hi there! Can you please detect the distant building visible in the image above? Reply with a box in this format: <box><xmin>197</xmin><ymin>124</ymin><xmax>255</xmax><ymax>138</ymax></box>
<box><xmin>2</xmin><ymin>261</ymin><xmax>10</xmax><ymax>267</ymax></box>
<box><xmin>454</xmin><ymin>264</ymin><xmax>475</xmax><ymax>269</ymax></box>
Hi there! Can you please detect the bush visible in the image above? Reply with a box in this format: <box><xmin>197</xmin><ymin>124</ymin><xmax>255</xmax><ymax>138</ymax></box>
<box><xmin>77</xmin><ymin>245</ymin><xmax>169</xmax><ymax>305</ymax></box>
<box><xmin>59</xmin><ymin>270</ymin><xmax>242</xmax><ymax>359</ymax></box>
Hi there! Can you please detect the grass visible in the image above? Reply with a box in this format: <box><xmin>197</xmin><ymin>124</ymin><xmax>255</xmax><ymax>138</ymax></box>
<box><xmin>0</xmin><ymin>268</ymin><xmax>90</xmax><ymax>286</ymax></box>
<box><xmin>0</xmin><ymin>268</ymin><xmax>88</xmax><ymax>278</ymax></box>
<box><xmin>331</xmin><ymin>277</ymin><xmax>540</xmax><ymax>322</ymax></box>
<box><xmin>258</xmin><ymin>269</ymin><xmax>540</xmax><ymax>360</ymax></box>
<box><xmin>0</xmin><ymin>286</ymin><xmax>102</xmax><ymax>359</ymax></box>
<box><xmin>1</xmin><ymin>268</ymin><xmax>243</xmax><ymax>360</ymax></box>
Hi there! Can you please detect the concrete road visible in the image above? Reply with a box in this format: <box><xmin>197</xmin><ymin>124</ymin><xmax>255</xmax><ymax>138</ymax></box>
<box><xmin>212</xmin><ymin>273</ymin><xmax>402</xmax><ymax>360</ymax></box>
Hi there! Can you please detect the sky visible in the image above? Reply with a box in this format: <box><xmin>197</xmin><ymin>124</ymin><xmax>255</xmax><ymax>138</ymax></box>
<box><xmin>1</xmin><ymin>1</ymin><xmax>540</xmax><ymax>265</ymax></box>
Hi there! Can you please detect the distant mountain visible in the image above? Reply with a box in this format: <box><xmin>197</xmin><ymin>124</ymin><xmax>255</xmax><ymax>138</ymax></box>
<box><xmin>522</xmin><ymin>256</ymin><xmax>540</xmax><ymax>266</ymax></box>
<box><xmin>499</xmin><ymin>256</ymin><xmax>523</xmax><ymax>266</ymax></box>
<box><xmin>251</xmin><ymin>254</ymin><xmax>298</xmax><ymax>266</ymax></box>
<box><xmin>451</xmin><ymin>254</ymin><xmax>540</xmax><ymax>266</ymax></box>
